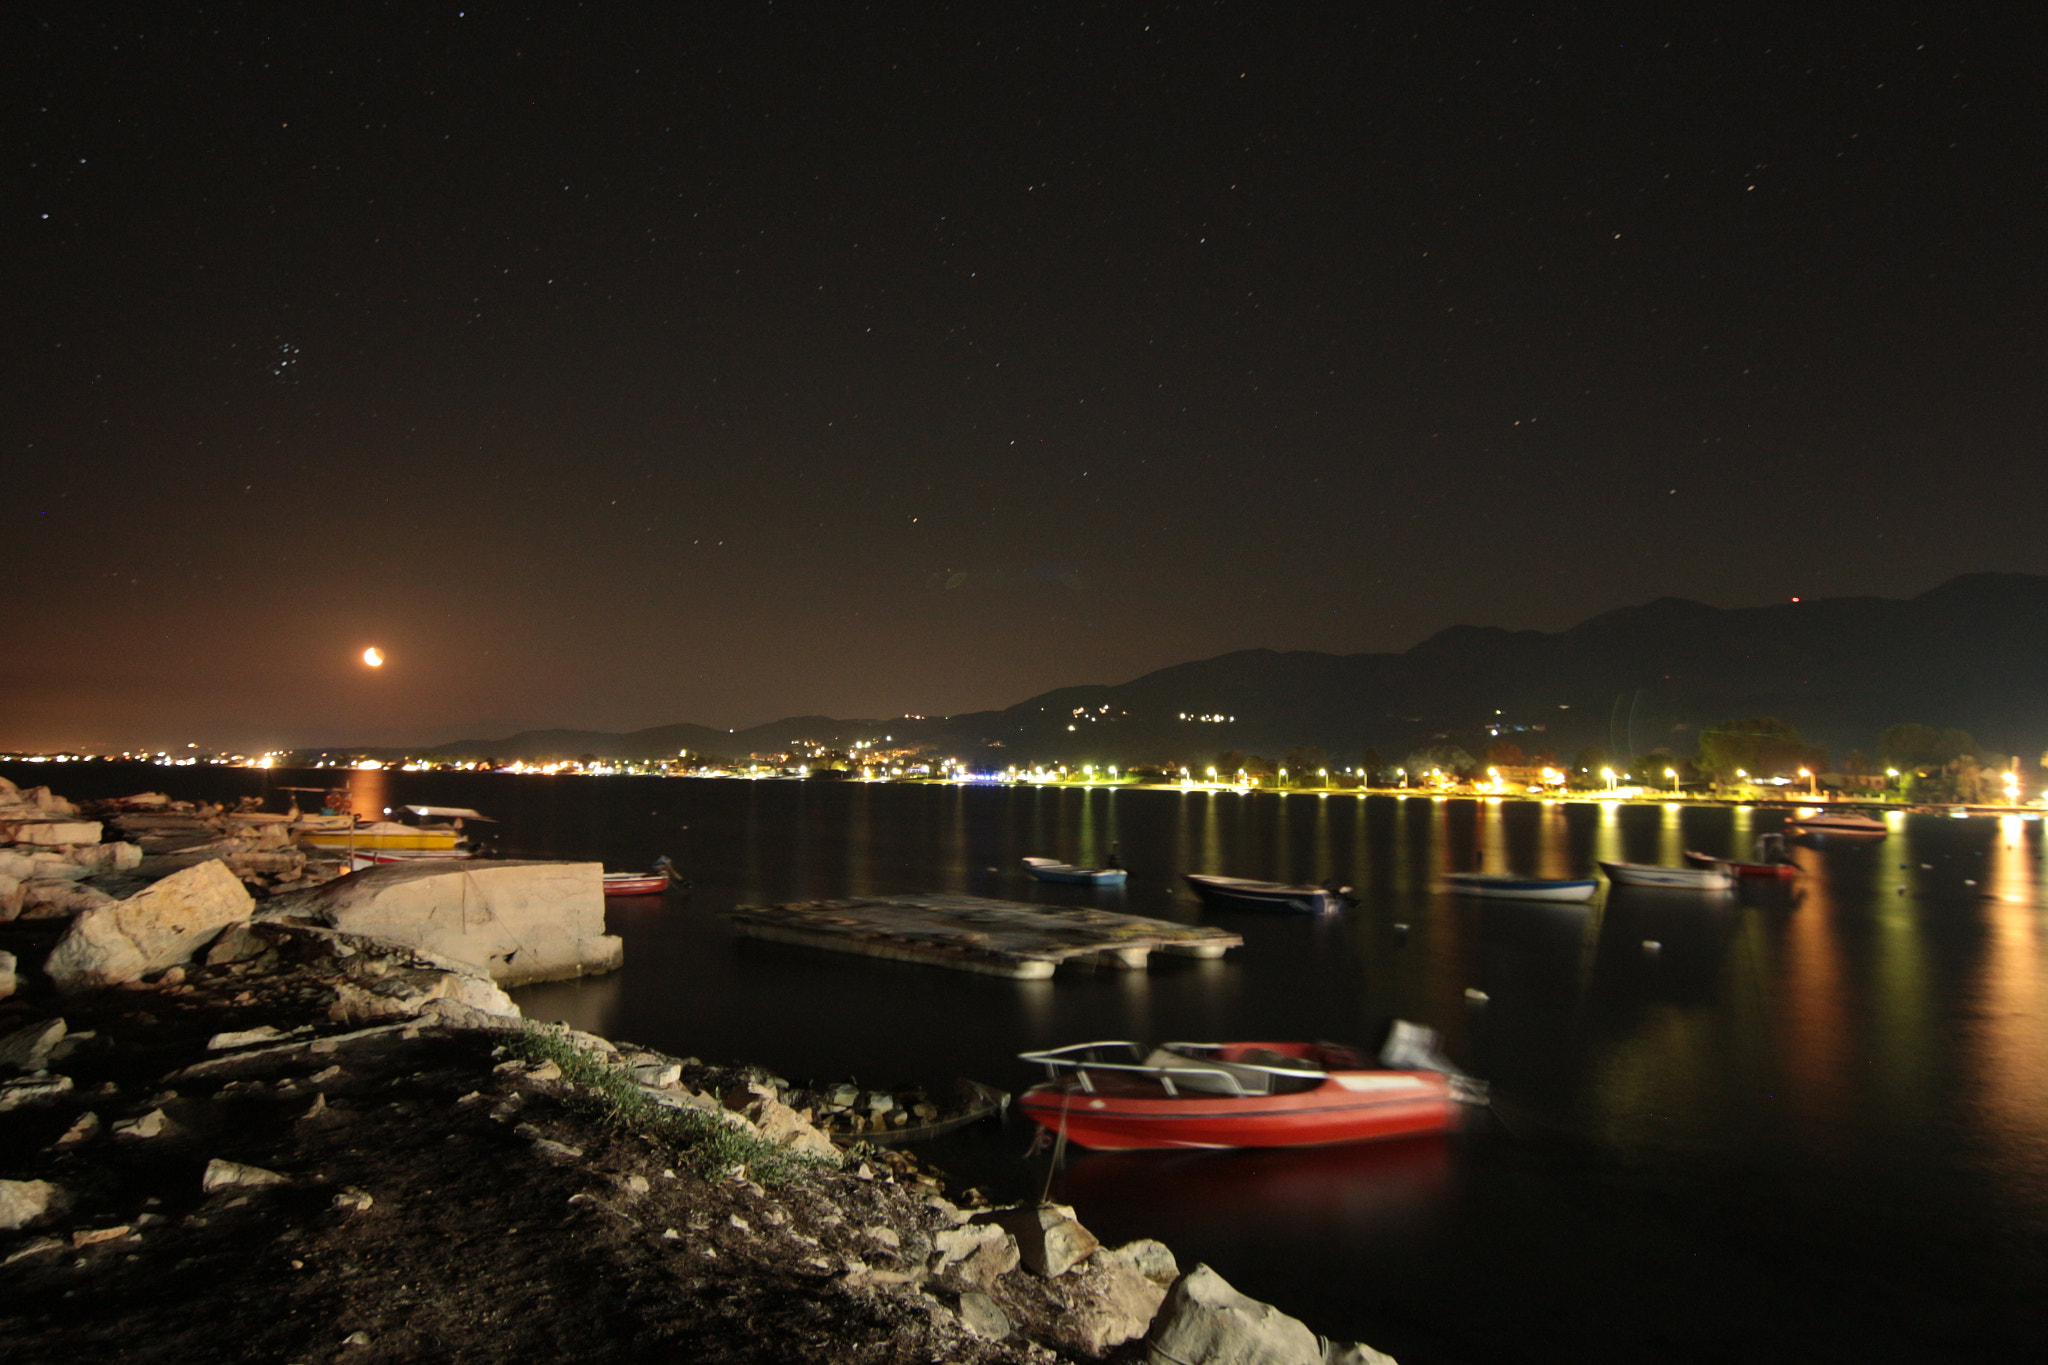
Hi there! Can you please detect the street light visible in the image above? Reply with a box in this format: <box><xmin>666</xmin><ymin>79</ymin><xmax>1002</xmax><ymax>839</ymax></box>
<box><xmin>1799</xmin><ymin>767</ymin><xmax>1815</xmax><ymax>797</ymax></box>
<box><xmin>1601</xmin><ymin>767</ymin><xmax>1617</xmax><ymax>793</ymax></box>
<box><xmin>1665</xmin><ymin>767</ymin><xmax>1678</xmax><ymax>795</ymax></box>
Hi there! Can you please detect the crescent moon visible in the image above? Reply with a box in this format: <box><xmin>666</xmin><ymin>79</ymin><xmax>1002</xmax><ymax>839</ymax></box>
<box><xmin>363</xmin><ymin>647</ymin><xmax>384</xmax><ymax>668</ymax></box>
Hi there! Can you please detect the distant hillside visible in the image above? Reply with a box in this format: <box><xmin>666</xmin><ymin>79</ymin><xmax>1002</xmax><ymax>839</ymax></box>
<box><xmin>407</xmin><ymin>573</ymin><xmax>2048</xmax><ymax>768</ymax></box>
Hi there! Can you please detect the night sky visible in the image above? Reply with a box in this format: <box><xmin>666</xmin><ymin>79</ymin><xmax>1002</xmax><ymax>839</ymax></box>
<box><xmin>8</xmin><ymin>3</ymin><xmax>2043</xmax><ymax>752</ymax></box>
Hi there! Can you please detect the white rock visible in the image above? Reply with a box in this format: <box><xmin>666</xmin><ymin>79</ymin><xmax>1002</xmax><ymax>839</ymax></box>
<box><xmin>55</xmin><ymin>1111</ymin><xmax>101</xmax><ymax>1147</ymax></box>
<box><xmin>113</xmin><ymin>1108</ymin><xmax>180</xmax><ymax>1141</ymax></box>
<box><xmin>930</xmin><ymin>1221</ymin><xmax>1020</xmax><ymax>1289</ymax></box>
<box><xmin>0</xmin><ymin>818</ymin><xmax>103</xmax><ymax>845</ymax></box>
<box><xmin>202</xmin><ymin>1158</ymin><xmax>289</xmax><ymax>1193</ymax></box>
<box><xmin>1145</xmin><ymin>1263</ymin><xmax>1399</xmax><ymax>1365</ymax></box>
<box><xmin>955</xmin><ymin>1290</ymin><xmax>1012</xmax><ymax>1340</ymax></box>
<box><xmin>0</xmin><ymin>1074</ymin><xmax>74</xmax><ymax>1111</ymax></box>
<box><xmin>47</xmin><ymin>859</ymin><xmax>255</xmax><ymax>992</ymax></box>
<box><xmin>266</xmin><ymin>860</ymin><xmax>620</xmax><ymax>985</ymax></box>
<box><xmin>0</xmin><ymin>949</ymin><xmax>14</xmax><ymax>1000</ymax></box>
<box><xmin>977</xmin><ymin>1202</ymin><xmax>1100</xmax><ymax>1277</ymax></box>
<box><xmin>207</xmin><ymin>1025</ymin><xmax>292</xmax><ymax>1051</ymax></box>
<box><xmin>0</xmin><ymin>1179</ymin><xmax>65</xmax><ymax>1231</ymax></box>
<box><xmin>1045</xmin><ymin>1241</ymin><xmax>1179</xmax><ymax>1355</ymax></box>
<box><xmin>0</xmin><ymin>1017</ymin><xmax>67</xmax><ymax>1073</ymax></box>
<box><xmin>68</xmin><ymin>842</ymin><xmax>143</xmax><ymax>873</ymax></box>
<box><xmin>19</xmin><ymin>878</ymin><xmax>115</xmax><ymax>919</ymax></box>
<box><xmin>0</xmin><ymin>875</ymin><xmax>22</xmax><ymax>922</ymax></box>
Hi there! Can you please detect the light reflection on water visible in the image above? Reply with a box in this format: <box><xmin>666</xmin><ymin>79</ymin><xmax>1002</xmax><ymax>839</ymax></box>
<box><xmin>10</xmin><ymin>762</ymin><xmax>2047</xmax><ymax>1362</ymax></box>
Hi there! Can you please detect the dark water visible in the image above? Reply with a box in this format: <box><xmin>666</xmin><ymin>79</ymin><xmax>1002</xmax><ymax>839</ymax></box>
<box><xmin>12</xmin><ymin>763</ymin><xmax>2048</xmax><ymax>1362</ymax></box>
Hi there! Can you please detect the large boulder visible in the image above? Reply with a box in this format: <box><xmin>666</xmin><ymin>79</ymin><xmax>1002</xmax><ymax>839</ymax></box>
<box><xmin>1044</xmin><ymin>1239</ymin><xmax>1180</xmax><ymax>1356</ymax></box>
<box><xmin>45</xmin><ymin>859</ymin><xmax>255</xmax><ymax>992</ymax></box>
<box><xmin>976</xmin><ymin>1202</ymin><xmax>1101</xmax><ymax>1277</ymax></box>
<box><xmin>265</xmin><ymin>860</ymin><xmax>620</xmax><ymax>985</ymax></box>
<box><xmin>1145</xmin><ymin>1264</ymin><xmax>1397</xmax><ymax>1365</ymax></box>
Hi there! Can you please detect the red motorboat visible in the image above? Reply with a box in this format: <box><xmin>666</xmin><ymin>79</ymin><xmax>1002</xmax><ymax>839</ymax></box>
<box><xmin>1017</xmin><ymin>1040</ymin><xmax>1458</xmax><ymax>1151</ymax></box>
<box><xmin>1684</xmin><ymin>850</ymin><xmax>1798</xmax><ymax>880</ymax></box>
<box><xmin>604</xmin><ymin>857</ymin><xmax>685</xmax><ymax>897</ymax></box>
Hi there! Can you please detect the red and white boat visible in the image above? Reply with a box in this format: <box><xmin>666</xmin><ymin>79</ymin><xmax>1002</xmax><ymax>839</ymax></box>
<box><xmin>1017</xmin><ymin>1040</ymin><xmax>1459</xmax><ymax>1151</ymax></box>
<box><xmin>604</xmin><ymin>857</ymin><xmax>684</xmax><ymax>897</ymax></box>
<box><xmin>1684</xmin><ymin>850</ymin><xmax>1798</xmax><ymax>880</ymax></box>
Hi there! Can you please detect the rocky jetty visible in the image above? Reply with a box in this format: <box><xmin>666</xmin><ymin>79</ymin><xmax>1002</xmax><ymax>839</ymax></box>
<box><xmin>0</xmin><ymin>774</ymin><xmax>1397</xmax><ymax>1363</ymax></box>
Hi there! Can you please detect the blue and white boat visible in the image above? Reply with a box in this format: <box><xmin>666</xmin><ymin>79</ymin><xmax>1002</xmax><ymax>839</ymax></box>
<box><xmin>1023</xmin><ymin>856</ymin><xmax>1128</xmax><ymax>886</ymax></box>
<box><xmin>1443</xmin><ymin>872</ymin><xmax>1599</xmax><ymax>902</ymax></box>
<box><xmin>1597</xmin><ymin>860</ymin><xmax>1735</xmax><ymax>891</ymax></box>
<box><xmin>1184</xmin><ymin>873</ymin><xmax>1345</xmax><ymax>914</ymax></box>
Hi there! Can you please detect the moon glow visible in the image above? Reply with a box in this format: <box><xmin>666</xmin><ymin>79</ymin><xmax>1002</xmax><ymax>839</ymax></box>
<box><xmin>363</xmin><ymin>647</ymin><xmax>384</xmax><ymax>668</ymax></box>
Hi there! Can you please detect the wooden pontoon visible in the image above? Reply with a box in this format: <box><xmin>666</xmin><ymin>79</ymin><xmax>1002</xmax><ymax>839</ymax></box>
<box><xmin>726</xmin><ymin>894</ymin><xmax>1243</xmax><ymax>980</ymax></box>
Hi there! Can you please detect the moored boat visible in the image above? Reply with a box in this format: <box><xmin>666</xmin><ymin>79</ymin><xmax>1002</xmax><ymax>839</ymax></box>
<box><xmin>297</xmin><ymin>805</ymin><xmax>491</xmax><ymax>854</ymax></box>
<box><xmin>1684</xmin><ymin>850</ymin><xmax>1798</xmax><ymax>879</ymax></box>
<box><xmin>1023</xmin><ymin>856</ymin><xmax>1128</xmax><ymax>886</ymax></box>
<box><xmin>1598</xmin><ymin>859</ymin><xmax>1735</xmax><ymax>890</ymax></box>
<box><xmin>1184</xmin><ymin>873</ymin><xmax>1345</xmax><ymax>914</ymax></box>
<box><xmin>604</xmin><ymin>856</ymin><xmax>686</xmax><ymax>896</ymax></box>
<box><xmin>1443</xmin><ymin>872</ymin><xmax>1598</xmax><ymax>902</ymax></box>
<box><xmin>1786</xmin><ymin>810</ymin><xmax>1888</xmax><ymax>837</ymax></box>
<box><xmin>1017</xmin><ymin>1039</ymin><xmax>1457</xmax><ymax>1150</ymax></box>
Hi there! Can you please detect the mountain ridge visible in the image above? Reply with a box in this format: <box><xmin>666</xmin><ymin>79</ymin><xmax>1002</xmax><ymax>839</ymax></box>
<box><xmin>341</xmin><ymin>574</ymin><xmax>2048</xmax><ymax>767</ymax></box>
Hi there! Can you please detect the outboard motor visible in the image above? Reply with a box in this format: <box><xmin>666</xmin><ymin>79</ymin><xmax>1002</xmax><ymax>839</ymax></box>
<box><xmin>1379</xmin><ymin>1020</ymin><xmax>1490</xmax><ymax>1103</ymax></box>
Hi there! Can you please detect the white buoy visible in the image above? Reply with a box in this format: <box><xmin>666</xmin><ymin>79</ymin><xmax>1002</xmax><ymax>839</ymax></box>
<box><xmin>1642</xmin><ymin>940</ymin><xmax>1662</xmax><ymax>953</ymax></box>
<box><xmin>1463</xmin><ymin>988</ymin><xmax>1489</xmax><ymax>1003</ymax></box>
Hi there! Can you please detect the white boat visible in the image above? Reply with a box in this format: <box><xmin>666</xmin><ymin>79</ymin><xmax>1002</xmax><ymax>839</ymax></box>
<box><xmin>1185</xmin><ymin>874</ymin><xmax>1345</xmax><ymax>914</ymax></box>
<box><xmin>1443</xmin><ymin>872</ymin><xmax>1598</xmax><ymax>902</ymax></box>
<box><xmin>1598</xmin><ymin>860</ymin><xmax>1735</xmax><ymax>891</ymax></box>
<box><xmin>1023</xmin><ymin>857</ymin><xmax>1127</xmax><ymax>885</ymax></box>
<box><xmin>1787</xmin><ymin>810</ymin><xmax>1887</xmax><ymax>836</ymax></box>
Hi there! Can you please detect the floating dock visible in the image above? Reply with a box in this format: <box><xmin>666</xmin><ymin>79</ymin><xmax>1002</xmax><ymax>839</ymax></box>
<box><xmin>726</xmin><ymin>894</ymin><xmax>1243</xmax><ymax>980</ymax></box>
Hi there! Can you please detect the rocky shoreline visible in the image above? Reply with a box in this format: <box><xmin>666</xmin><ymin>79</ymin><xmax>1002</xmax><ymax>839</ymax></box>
<box><xmin>1</xmin><ymin>776</ymin><xmax>1396</xmax><ymax>1364</ymax></box>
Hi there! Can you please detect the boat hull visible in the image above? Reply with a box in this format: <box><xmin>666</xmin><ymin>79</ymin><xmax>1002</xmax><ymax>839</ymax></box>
<box><xmin>1023</xmin><ymin>859</ymin><xmax>1128</xmax><ymax>885</ymax></box>
<box><xmin>1598</xmin><ymin>860</ymin><xmax>1735</xmax><ymax>890</ymax></box>
<box><xmin>1787</xmin><ymin>817</ymin><xmax>1887</xmax><ymax>839</ymax></box>
<box><xmin>603</xmin><ymin>874</ymin><xmax>671</xmax><ymax>896</ymax></box>
<box><xmin>301</xmin><ymin>827</ymin><xmax>464</xmax><ymax>852</ymax></box>
<box><xmin>1443</xmin><ymin>873</ymin><xmax>1598</xmax><ymax>902</ymax></box>
<box><xmin>1019</xmin><ymin>1072</ymin><xmax>1454</xmax><ymax>1150</ymax></box>
<box><xmin>1684</xmin><ymin>852</ymin><xmax>1797</xmax><ymax>879</ymax></box>
<box><xmin>1184</xmin><ymin>874</ymin><xmax>1341</xmax><ymax>914</ymax></box>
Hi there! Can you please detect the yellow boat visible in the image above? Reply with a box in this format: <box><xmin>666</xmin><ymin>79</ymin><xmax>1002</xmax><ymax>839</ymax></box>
<box><xmin>292</xmin><ymin>805</ymin><xmax>487</xmax><ymax>853</ymax></box>
<box><xmin>296</xmin><ymin>821</ymin><xmax>463</xmax><ymax>852</ymax></box>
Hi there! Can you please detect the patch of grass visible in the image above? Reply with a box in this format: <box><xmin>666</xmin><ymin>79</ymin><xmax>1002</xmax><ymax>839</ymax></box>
<box><xmin>501</xmin><ymin>1026</ymin><xmax>836</xmax><ymax>1186</ymax></box>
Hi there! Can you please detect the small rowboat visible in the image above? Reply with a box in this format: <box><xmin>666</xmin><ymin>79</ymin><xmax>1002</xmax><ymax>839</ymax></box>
<box><xmin>1598</xmin><ymin>860</ymin><xmax>1735</xmax><ymax>891</ymax></box>
<box><xmin>1443</xmin><ymin>872</ymin><xmax>1598</xmax><ymax>902</ymax></box>
<box><xmin>1017</xmin><ymin>1040</ymin><xmax>1459</xmax><ymax>1151</ymax></box>
<box><xmin>1185</xmin><ymin>874</ymin><xmax>1345</xmax><ymax>914</ymax></box>
<box><xmin>603</xmin><ymin>856</ymin><xmax>685</xmax><ymax>897</ymax></box>
<box><xmin>1023</xmin><ymin>856</ymin><xmax>1127</xmax><ymax>886</ymax></box>
<box><xmin>1684</xmin><ymin>851</ymin><xmax>1798</xmax><ymax>879</ymax></box>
